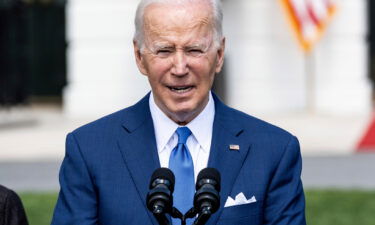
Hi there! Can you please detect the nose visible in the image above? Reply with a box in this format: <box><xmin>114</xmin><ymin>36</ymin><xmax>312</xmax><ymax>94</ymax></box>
<box><xmin>171</xmin><ymin>51</ymin><xmax>189</xmax><ymax>76</ymax></box>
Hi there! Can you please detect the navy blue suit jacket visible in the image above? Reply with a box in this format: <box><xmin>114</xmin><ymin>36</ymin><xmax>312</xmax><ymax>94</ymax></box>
<box><xmin>52</xmin><ymin>93</ymin><xmax>306</xmax><ymax>225</ymax></box>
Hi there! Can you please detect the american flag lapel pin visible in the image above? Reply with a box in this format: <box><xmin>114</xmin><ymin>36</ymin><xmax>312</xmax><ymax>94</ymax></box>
<box><xmin>229</xmin><ymin>144</ymin><xmax>240</xmax><ymax>151</ymax></box>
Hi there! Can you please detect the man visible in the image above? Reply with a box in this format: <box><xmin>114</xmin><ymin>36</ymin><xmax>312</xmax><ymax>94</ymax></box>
<box><xmin>52</xmin><ymin>0</ymin><xmax>306</xmax><ymax>224</ymax></box>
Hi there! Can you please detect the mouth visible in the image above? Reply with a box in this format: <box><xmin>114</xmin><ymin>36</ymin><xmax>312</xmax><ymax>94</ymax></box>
<box><xmin>167</xmin><ymin>85</ymin><xmax>194</xmax><ymax>93</ymax></box>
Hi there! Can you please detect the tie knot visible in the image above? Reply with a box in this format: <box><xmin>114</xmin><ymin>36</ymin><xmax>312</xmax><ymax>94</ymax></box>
<box><xmin>176</xmin><ymin>127</ymin><xmax>192</xmax><ymax>144</ymax></box>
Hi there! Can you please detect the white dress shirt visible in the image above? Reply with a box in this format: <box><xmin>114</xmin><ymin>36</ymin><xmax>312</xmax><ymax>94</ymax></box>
<box><xmin>149</xmin><ymin>92</ymin><xmax>215</xmax><ymax>182</ymax></box>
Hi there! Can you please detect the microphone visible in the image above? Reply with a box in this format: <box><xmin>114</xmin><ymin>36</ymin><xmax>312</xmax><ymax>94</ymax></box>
<box><xmin>147</xmin><ymin>168</ymin><xmax>175</xmax><ymax>225</ymax></box>
<box><xmin>193</xmin><ymin>168</ymin><xmax>221</xmax><ymax>225</ymax></box>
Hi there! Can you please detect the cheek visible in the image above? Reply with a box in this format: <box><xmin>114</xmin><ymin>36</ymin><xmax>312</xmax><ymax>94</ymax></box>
<box><xmin>147</xmin><ymin>60</ymin><xmax>172</xmax><ymax>79</ymax></box>
<box><xmin>189</xmin><ymin>59</ymin><xmax>216</xmax><ymax>81</ymax></box>
<box><xmin>190</xmin><ymin>58</ymin><xmax>208</xmax><ymax>70</ymax></box>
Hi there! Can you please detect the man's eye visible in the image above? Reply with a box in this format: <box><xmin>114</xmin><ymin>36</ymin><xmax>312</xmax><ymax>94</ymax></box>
<box><xmin>156</xmin><ymin>50</ymin><xmax>172</xmax><ymax>56</ymax></box>
<box><xmin>188</xmin><ymin>49</ymin><xmax>204</xmax><ymax>56</ymax></box>
<box><xmin>190</xmin><ymin>49</ymin><xmax>203</xmax><ymax>53</ymax></box>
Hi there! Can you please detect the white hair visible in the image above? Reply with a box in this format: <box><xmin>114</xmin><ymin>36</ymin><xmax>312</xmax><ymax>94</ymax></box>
<box><xmin>133</xmin><ymin>0</ymin><xmax>223</xmax><ymax>48</ymax></box>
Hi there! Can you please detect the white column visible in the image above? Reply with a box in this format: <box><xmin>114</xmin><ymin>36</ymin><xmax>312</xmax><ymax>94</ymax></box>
<box><xmin>64</xmin><ymin>0</ymin><xmax>149</xmax><ymax>118</ymax></box>
<box><xmin>314</xmin><ymin>0</ymin><xmax>371</xmax><ymax>115</ymax></box>
<box><xmin>222</xmin><ymin>0</ymin><xmax>307</xmax><ymax>114</ymax></box>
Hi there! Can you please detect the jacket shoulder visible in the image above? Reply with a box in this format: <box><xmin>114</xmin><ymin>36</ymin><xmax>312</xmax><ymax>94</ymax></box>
<box><xmin>71</xmin><ymin>107</ymin><xmax>130</xmax><ymax>138</ymax></box>
<box><xmin>222</xmin><ymin>105</ymin><xmax>294</xmax><ymax>139</ymax></box>
<box><xmin>70</xmin><ymin>94</ymin><xmax>149</xmax><ymax>137</ymax></box>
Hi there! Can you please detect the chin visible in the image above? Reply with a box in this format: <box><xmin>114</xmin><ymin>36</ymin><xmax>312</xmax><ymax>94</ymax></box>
<box><xmin>170</xmin><ymin>105</ymin><xmax>200</xmax><ymax>122</ymax></box>
<box><xmin>171</xmin><ymin>102</ymin><xmax>196</xmax><ymax>114</ymax></box>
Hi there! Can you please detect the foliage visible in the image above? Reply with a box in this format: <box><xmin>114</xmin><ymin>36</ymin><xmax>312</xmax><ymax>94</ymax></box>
<box><xmin>305</xmin><ymin>189</ymin><xmax>375</xmax><ymax>225</ymax></box>
<box><xmin>19</xmin><ymin>192</ymin><xmax>58</xmax><ymax>225</ymax></box>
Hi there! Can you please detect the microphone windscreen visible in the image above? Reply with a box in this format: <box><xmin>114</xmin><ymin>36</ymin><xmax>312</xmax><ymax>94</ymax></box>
<box><xmin>197</xmin><ymin>168</ymin><xmax>221</xmax><ymax>190</ymax></box>
<box><xmin>150</xmin><ymin>167</ymin><xmax>175</xmax><ymax>187</ymax></box>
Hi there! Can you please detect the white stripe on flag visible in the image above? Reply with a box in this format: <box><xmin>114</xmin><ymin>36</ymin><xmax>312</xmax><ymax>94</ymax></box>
<box><xmin>280</xmin><ymin>0</ymin><xmax>336</xmax><ymax>51</ymax></box>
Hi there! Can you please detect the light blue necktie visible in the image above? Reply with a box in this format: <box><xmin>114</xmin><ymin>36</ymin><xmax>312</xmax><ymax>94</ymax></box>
<box><xmin>169</xmin><ymin>127</ymin><xmax>195</xmax><ymax>225</ymax></box>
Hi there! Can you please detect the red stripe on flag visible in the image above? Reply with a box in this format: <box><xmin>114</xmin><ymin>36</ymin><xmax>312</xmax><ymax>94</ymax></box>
<box><xmin>306</xmin><ymin>2</ymin><xmax>320</xmax><ymax>26</ymax></box>
<box><xmin>357</xmin><ymin>116</ymin><xmax>375</xmax><ymax>152</ymax></box>
<box><xmin>279</xmin><ymin>0</ymin><xmax>336</xmax><ymax>52</ymax></box>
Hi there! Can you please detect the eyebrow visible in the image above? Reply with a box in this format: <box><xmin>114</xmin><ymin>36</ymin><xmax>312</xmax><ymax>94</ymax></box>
<box><xmin>152</xmin><ymin>43</ymin><xmax>174</xmax><ymax>49</ymax></box>
<box><xmin>186</xmin><ymin>44</ymin><xmax>207</xmax><ymax>49</ymax></box>
<box><xmin>149</xmin><ymin>41</ymin><xmax>211</xmax><ymax>52</ymax></box>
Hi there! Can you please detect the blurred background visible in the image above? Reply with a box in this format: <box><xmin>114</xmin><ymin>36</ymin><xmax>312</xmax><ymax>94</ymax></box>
<box><xmin>1</xmin><ymin>0</ymin><xmax>375</xmax><ymax>224</ymax></box>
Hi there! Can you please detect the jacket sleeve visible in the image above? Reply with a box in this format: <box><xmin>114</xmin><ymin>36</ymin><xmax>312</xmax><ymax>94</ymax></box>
<box><xmin>51</xmin><ymin>133</ymin><xmax>98</xmax><ymax>225</ymax></box>
<box><xmin>264</xmin><ymin>136</ymin><xmax>306</xmax><ymax>225</ymax></box>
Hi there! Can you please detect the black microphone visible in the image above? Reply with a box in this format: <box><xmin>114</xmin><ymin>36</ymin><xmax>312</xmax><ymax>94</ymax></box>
<box><xmin>193</xmin><ymin>168</ymin><xmax>221</xmax><ymax>225</ymax></box>
<box><xmin>147</xmin><ymin>168</ymin><xmax>175</xmax><ymax>225</ymax></box>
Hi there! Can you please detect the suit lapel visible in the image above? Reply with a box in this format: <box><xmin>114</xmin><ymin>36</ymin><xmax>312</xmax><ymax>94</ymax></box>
<box><xmin>117</xmin><ymin>94</ymin><xmax>160</xmax><ymax>225</ymax></box>
<box><xmin>207</xmin><ymin>95</ymin><xmax>252</xmax><ymax>225</ymax></box>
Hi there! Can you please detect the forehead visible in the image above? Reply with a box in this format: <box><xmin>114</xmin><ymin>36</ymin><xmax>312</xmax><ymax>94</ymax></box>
<box><xmin>143</xmin><ymin>2</ymin><xmax>214</xmax><ymax>43</ymax></box>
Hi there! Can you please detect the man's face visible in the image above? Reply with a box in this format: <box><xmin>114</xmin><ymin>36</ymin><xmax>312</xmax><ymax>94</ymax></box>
<box><xmin>134</xmin><ymin>2</ymin><xmax>225</xmax><ymax>124</ymax></box>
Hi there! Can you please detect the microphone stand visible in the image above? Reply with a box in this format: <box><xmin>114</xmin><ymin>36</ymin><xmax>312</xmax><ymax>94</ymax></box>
<box><xmin>152</xmin><ymin>206</ymin><xmax>186</xmax><ymax>225</ymax></box>
<box><xmin>154</xmin><ymin>214</ymin><xmax>170</xmax><ymax>225</ymax></box>
<box><xmin>181</xmin><ymin>205</ymin><xmax>213</xmax><ymax>225</ymax></box>
<box><xmin>152</xmin><ymin>205</ymin><xmax>170</xmax><ymax>225</ymax></box>
<box><xmin>182</xmin><ymin>207</ymin><xmax>197</xmax><ymax>225</ymax></box>
<box><xmin>193</xmin><ymin>207</ymin><xmax>212</xmax><ymax>225</ymax></box>
<box><xmin>170</xmin><ymin>207</ymin><xmax>184</xmax><ymax>225</ymax></box>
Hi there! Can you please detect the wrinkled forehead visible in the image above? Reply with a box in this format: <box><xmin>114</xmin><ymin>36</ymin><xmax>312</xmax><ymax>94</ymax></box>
<box><xmin>143</xmin><ymin>1</ymin><xmax>215</xmax><ymax>41</ymax></box>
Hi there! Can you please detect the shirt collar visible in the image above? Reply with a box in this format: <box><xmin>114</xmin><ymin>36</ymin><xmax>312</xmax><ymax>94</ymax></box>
<box><xmin>149</xmin><ymin>92</ymin><xmax>215</xmax><ymax>153</ymax></box>
<box><xmin>185</xmin><ymin>93</ymin><xmax>215</xmax><ymax>153</ymax></box>
<box><xmin>149</xmin><ymin>93</ymin><xmax>178</xmax><ymax>153</ymax></box>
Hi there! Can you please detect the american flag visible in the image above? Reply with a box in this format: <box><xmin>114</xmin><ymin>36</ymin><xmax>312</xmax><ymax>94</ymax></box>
<box><xmin>279</xmin><ymin>0</ymin><xmax>336</xmax><ymax>52</ymax></box>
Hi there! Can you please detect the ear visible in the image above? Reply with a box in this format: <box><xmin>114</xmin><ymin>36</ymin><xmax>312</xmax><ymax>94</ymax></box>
<box><xmin>133</xmin><ymin>40</ymin><xmax>148</xmax><ymax>75</ymax></box>
<box><xmin>215</xmin><ymin>37</ymin><xmax>226</xmax><ymax>74</ymax></box>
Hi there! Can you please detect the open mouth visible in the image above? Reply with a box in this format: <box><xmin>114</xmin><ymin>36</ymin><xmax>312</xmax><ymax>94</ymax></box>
<box><xmin>167</xmin><ymin>86</ymin><xmax>194</xmax><ymax>93</ymax></box>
